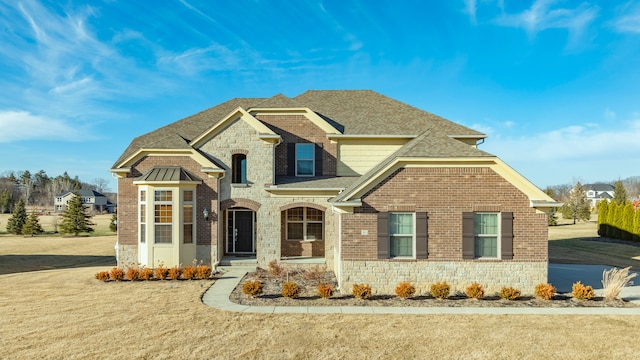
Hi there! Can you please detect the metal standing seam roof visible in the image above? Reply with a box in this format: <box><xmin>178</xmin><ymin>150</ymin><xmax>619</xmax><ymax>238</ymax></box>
<box><xmin>135</xmin><ymin>166</ymin><xmax>203</xmax><ymax>182</ymax></box>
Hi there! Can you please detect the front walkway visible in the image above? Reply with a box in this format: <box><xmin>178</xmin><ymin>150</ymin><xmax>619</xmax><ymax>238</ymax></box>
<box><xmin>201</xmin><ymin>265</ymin><xmax>640</xmax><ymax>315</ymax></box>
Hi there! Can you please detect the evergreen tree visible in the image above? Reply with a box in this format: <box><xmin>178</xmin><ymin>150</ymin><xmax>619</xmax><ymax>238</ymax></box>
<box><xmin>613</xmin><ymin>180</ymin><xmax>628</xmax><ymax>204</ymax></box>
<box><xmin>109</xmin><ymin>213</ymin><xmax>117</xmax><ymax>232</ymax></box>
<box><xmin>622</xmin><ymin>203</ymin><xmax>635</xmax><ymax>240</ymax></box>
<box><xmin>633</xmin><ymin>208</ymin><xmax>640</xmax><ymax>242</ymax></box>
<box><xmin>606</xmin><ymin>201</ymin><xmax>619</xmax><ymax>238</ymax></box>
<box><xmin>547</xmin><ymin>209</ymin><xmax>558</xmax><ymax>226</ymax></box>
<box><xmin>597</xmin><ymin>199</ymin><xmax>608</xmax><ymax>237</ymax></box>
<box><xmin>543</xmin><ymin>187</ymin><xmax>557</xmax><ymax>200</ymax></box>
<box><xmin>59</xmin><ymin>193</ymin><xmax>94</xmax><ymax>236</ymax></box>
<box><xmin>22</xmin><ymin>212</ymin><xmax>44</xmax><ymax>236</ymax></box>
<box><xmin>565</xmin><ymin>182</ymin><xmax>591</xmax><ymax>224</ymax></box>
<box><xmin>0</xmin><ymin>188</ymin><xmax>14</xmax><ymax>214</ymax></box>
<box><xmin>6</xmin><ymin>198</ymin><xmax>27</xmax><ymax>235</ymax></box>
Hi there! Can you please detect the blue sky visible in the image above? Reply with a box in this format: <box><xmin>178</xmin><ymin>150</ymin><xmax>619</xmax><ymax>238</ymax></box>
<box><xmin>1</xmin><ymin>0</ymin><xmax>639</xmax><ymax>192</ymax></box>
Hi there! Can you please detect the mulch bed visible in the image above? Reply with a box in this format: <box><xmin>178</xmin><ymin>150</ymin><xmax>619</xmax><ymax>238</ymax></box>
<box><xmin>229</xmin><ymin>267</ymin><xmax>639</xmax><ymax>308</ymax></box>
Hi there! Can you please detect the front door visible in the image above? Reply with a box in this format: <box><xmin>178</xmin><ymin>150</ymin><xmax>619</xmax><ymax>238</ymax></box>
<box><xmin>226</xmin><ymin>210</ymin><xmax>255</xmax><ymax>254</ymax></box>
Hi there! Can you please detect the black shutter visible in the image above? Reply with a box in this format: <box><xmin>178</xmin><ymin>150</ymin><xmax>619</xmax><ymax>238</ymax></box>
<box><xmin>314</xmin><ymin>143</ymin><xmax>323</xmax><ymax>176</ymax></box>
<box><xmin>462</xmin><ymin>212</ymin><xmax>474</xmax><ymax>259</ymax></box>
<box><xmin>377</xmin><ymin>212</ymin><xmax>389</xmax><ymax>259</ymax></box>
<box><xmin>501</xmin><ymin>212</ymin><xmax>514</xmax><ymax>260</ymax></box>
<box><xmin>416</xmin><ymin>212</ymin><xmax>428</xmax><ymax>259</ymax></box>
<box><xmin>287</xmin><ymin>143</ymin><xmax>295</xmax><ymax>176</ymax></box>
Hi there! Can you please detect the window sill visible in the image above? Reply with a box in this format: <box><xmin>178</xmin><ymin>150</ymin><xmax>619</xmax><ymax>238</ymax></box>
<box><xmin>389</xmin><ymin>256</ymin><xmax>416</xmax><ymax>261</ymax></box>
<box><xmin>286</xmin><ymin>239</ymin><xmax>324</xmax><ymax>242</ymax></box>
<box><xmin>231</xmin><ymin>183</ymin><xmax>250</xmax><ymax>188</ymax></box>
<box><xmin>472</xmin><ymin>257</ymin><xmax>501</xmax><ymax>261</ymax></box>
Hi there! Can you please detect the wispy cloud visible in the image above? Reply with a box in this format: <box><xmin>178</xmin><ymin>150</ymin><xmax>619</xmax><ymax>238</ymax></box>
<box><xmin>0</xmin><ymin>111</ymin><xmax>88</xmax><ymax>142</ymax></box>
<box><xmin>463</xmin><ymin>0</ymin><xmax>478</xmax><ymax>24</ymax></box>
<box><xmin>493</xmin><ymin>0</ymin><xmax>599</xmax><ymax>46</ymax></box>
<box><xmin>611</xmin><ymin>2</ymin><xmax>640</xmax><ymax>33</ymax></box>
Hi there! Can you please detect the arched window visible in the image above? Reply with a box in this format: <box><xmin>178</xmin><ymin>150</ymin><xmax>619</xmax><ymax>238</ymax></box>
<box><xmin>232</xmin><ymin>154</ymin><xmax>247</xmax><ymax>184</ymax></box>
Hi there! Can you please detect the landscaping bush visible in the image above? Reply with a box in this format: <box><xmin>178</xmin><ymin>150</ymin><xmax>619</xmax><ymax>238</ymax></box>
<box><xmin>499</xmin><ymin>286</ymin><xmax>521</xmax><ymax>300</ymax></box>
<box><xmin>465</xmin><ymin>282</ymin><xmax>484</xmax><ymax>300</ymax></box>
<box><xmin>430</xmin><ymin>282</ymin><xmax>450</xmax><ymax>299</ymax></box>
<box><xmin>155</xmin><ymin>265</ymin><xmax>169</xmax><ymax>280</ymax></box>
<box><xmin>281</xmin><ymin>281</ymin><xmax>299</xmax><ymax>299</ymax></box>
<box><xmin>317</xmin><ymin>283</ymin><xmax>334</xmax><ymax>299</ymax></box>
<box><xmin>572</xmin><ymin>281</ymin><xmax>595</xmax><ymax>300</ymax></box>
<box><xmin>168</xmin><ymin>266</ymin><xmax>181</xmax><ymax>280</ymax></box>
<box><xmin>535</xmin><ymin>283</ymin><xmax>556</xmax><ymax>300</ymax></box>
<box><xmin>195</xmin><ymin>265</ymin><xmax>212</xmax><ymax>279</ymax></box>
<box><xmin>352</xmin><ymin>284</ymin><xmax>372</xmax><ymax>300</ymax></box>
<box><xmin>395</xmin><ymin>281</ymin><xmax>415</xmax><ymax>300</ymax></box>
<box><xmin>302</xmin><ymin>265</ymin><xmax>329</xmax><ymax>285</ymax></box>
<box><xmin>109</xmin><ymin>267</ymin><xmax>124</xmax><ymax>281</ymax></box>
<box><xmin>242</xmin><ymin>280</ymin><xmax>263</xmax><ymax>298</ymax></box>
<box><xmin>268</xmin><ymin>260</ymin><xmax>286</xmax><ymax>278</ymax></box>
<box><xmin>139</xmin><ymin>267</ymin><xmax>154</xmax><ymax>281</ymax></box>
<box><xmin>602</xmin><ymin>266</ymin><xmax>637</xmax><ymax>301</ymax></box>
<box><xmin>126</xmin><ymin>268</ymin><xmax>140</xmax><ymax>281</ymax></box>
<box><xmin>182</xmin><ymin>266</ymin><xmax>196</xmax><ymax>280</ymax></box>
<box><xmin>95</xmin><ymin>271</ymin><xmax>110</xmax><ymax>282</ymax></box>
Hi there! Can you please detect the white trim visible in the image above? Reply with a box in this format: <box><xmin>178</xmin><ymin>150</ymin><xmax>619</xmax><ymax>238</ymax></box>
<box><xmin>473</xmin><ymin>212</ymin><xmax>501</xmax><ymax>260</ymax></box>
<box><xmin>388</xmin><ymin>212</ymin><xmax>416</xmax><ymax>259</ymax></box>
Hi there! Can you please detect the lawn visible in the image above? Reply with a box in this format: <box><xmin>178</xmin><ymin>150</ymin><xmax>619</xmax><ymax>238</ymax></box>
<box><xmin>1</xmin><ymin>217</ymin><xmax>640</xmax><ymax>358</ymax></box>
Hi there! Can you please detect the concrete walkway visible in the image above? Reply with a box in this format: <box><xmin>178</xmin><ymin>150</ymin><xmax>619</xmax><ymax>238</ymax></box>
<box><xmin>201</xmin><ymin>265</ymin><xmax>640</xmax><ymax>315</ymax></box>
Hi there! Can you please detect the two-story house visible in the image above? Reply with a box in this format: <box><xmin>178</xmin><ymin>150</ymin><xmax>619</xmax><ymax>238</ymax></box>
<box><xmin>54</xmin><ymin>189</ymin><xmax>114</xmax><ymax>214</ymax></box>
<box><xmin>111</xmin><ymin>90</ymin><xmax>558</xmax><ymax>294</ymax></box>
<box><xmin>584</xmin><ymin>183</ymin><xmax>614</xmax><ymax>209</ymax></box>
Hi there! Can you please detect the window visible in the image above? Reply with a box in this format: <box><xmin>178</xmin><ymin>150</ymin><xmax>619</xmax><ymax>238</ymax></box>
<box><xmin>154</xmin><ymin>190</ymin><xmax>173</xmax><ymax>244</ymax></box>
<box><xmin>389</xmin><ymin>213</ymin><xmax>414</xmax><ymax>257</ymax></box>
<box><xmin>295</xmin><ymin>144</ymin><xmax>314</xmax><ymax>176</ymax></box>
<box><xmin>183</xmin><ymin>190</ymin><xmax>193</xmax><ymax>244</ymax></box>
<box><xmin>139</xmin><ymin>190</ymin><xmax>146</xmax><ymax>243</ymax></box>
<box><xmin>286</xmin><ymin>207</ymin><xmax>323</xmax><ymax>240</ymax></box>
<box><xmin>232</xmin><ymin>154</ymin><xmax>247</xmax><ymax>184</ymax></box>
<box><xmin>474</xmin><ymin>213</ymin><xmax>499</xmax><ymax>258</ymax></box>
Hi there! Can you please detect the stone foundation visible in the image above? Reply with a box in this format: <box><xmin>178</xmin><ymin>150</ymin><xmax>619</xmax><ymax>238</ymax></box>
<box><xmin>340</xmin><ymin>260</ymin><xmax>547</xmax><ymax>295</ymax></box>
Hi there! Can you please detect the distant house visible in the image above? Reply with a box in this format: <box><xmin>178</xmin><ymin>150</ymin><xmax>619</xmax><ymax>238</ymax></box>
<box><xmin>54</xmin><ymin>189</ymin><xmax>114</xmax><ymax>214</ymax></box>
<box><xmin>583</xmin><ymin>183</ymin><xmax>614</xmax><ymax>208</ymax></box>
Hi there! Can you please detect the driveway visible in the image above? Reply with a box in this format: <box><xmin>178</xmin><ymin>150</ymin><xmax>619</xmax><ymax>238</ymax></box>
<box><xmin>549</xmin><ymin>263</ymin><xmax>640</xmax><ymax>303</ymax></box>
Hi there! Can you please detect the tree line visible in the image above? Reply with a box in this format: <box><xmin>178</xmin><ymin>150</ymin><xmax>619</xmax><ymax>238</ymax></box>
<box><xmin>0</xmin><ymin>170</ymin><xmax>112</xmax><ymax>213</ymax></box>
<box><xmin>6</xmin><ymin>195</ymin><xmax>95</xmax><ymax>236</ymax></box>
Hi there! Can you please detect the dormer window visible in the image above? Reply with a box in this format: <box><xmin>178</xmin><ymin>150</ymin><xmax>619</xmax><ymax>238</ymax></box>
<box><xmin>295</xmin><ymin>143</ymin><xmax>314</xmax><ymax>176</ymax></box>
<box><xmin>232</xmin><ymin>154</ymin><xmax>247</xmax><ymax>184</ymax></box>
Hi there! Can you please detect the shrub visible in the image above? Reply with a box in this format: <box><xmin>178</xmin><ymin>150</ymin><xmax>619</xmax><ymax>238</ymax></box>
<box><xmin>95</xmin><ymin>271</ymin><xmax>110</xmax><ymax>282</ymax></box>
<box><xmin>302</xmin><ymin>265</ymin><xmax>329</xmax><ymax>285</ymax></box>
<box><xmin>395</xmin><ymin>281</ymin><xmax>415</xmax><ymax>300</ymax></box>
<box><xmin>155</xmin><ymin>266</ymin><xmax>169</xmax><ymax>280</ymax></box>
<box><xmin>195</xmin><ymin>265</ymin><xmax>212</xmax><ymax>279</ymax></box>
<box><xmin>430</xmin><ymin>282</ymin><xmax>450</xmax><ymax>299</ymax></box>
<box><xmin>168</xmin><ymin>266</ymin><xmax>182</xmax><ymax>280</ymax></box>
<box><xmin>109</xmin><ymin>267</ymin><xmax>124</xmax><ymax>281</ymax></box>
<box><xmin>572</xmin><ymin>281</ymin><xmax>594</xmax><ymax>300</ymax></box>
<box><xmin>139</xmin><ymin>268</ymin><xmax>154</xmax><ymax>281</ymax></box>
<box><xmin>126</xmin><ymin>268</ymin><xmax>140</xmax><ymax>281</ymax></box>
<box><xmin>182</xmin><ymin>266</ymin><xmax>196</xmax><ymax>280</ymax></box>
<box><xmin>602</xmin><ymin>266</ymin><xmax>637</xmax><ymax>301</ymax></box>
<box><xmin>281</xmin><ymin>281</ymin><xmax>299</xmax><ymax>299</ymax></box>
<box><xmin>317</xmin><ymin>283</ymin><xmax>334</xmax><ymax>299</ymax></box>
<box><xmin>465</xmin><ymin>282</ymin><xmax>484</xmax><ymax>300</ymax></box>
<box><xmin>242</xmin><ymin>280</ymin><xmax>263</xmax><ymax>298</ymax></box>
<box><xmin>352</xmin><ymin>284</ymin><xmax>372</xmax><ymax>300</ymax></box>
<box><xmin>535</xmin><ymin>283</ymin><xmax>556</xmax><ymax>300</ymax></box>
<box><xmin>499</xmin><ymin>286</ymin><xmax>521</xmax><ymax>300</ymax></box>
<box><xmin>268</xmin><ymin>260</ymin><xmax>286</xmax><ymax>278</ymax></box>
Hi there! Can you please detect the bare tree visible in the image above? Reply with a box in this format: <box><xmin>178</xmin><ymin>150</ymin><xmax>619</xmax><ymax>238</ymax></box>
<box><xmin>92</xmin><ymin>178</ymin><xmax>111</xmax><ymax>194</ymax></box>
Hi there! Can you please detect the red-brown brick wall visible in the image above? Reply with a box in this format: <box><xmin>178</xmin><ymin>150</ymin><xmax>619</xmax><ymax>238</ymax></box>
<box><xmin>341</xmin><ymin>167</ymin><xmax>548</xmax><ymax>261</ymax></box>
<box><xmin>117</xmin><ymin>156</ymin><xmax>218</xmax><ymax>247</ymax></box>
<box><xmin>255</xmin><ymin>114</ymin><xmax>337</xmax><ymax>176</ymax></box>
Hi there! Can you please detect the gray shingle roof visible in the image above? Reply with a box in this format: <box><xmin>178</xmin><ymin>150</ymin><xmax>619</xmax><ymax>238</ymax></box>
<box><xmin>56</xmin><ymin>189</ymin><xmax>107</xmax><ymax>197</ymax></box>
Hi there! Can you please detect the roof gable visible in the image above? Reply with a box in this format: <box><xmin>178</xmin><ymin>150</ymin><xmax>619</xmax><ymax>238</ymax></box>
<box><xmin>189</xmin><ymin>107</ymin><xmax>279</xmax><ymax>148</ymax></box>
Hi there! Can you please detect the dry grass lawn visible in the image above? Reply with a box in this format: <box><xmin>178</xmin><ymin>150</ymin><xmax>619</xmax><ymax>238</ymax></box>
<box><xmin>1</xmin><ymin>217</ymin><xmax>640</xmax><ymax>358</ymax></box>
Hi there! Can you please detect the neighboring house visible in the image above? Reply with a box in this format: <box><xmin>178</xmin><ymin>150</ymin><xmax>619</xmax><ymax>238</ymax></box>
<box><xmin>111</xmin><ymin>90</ymin><xmax>559</xmax><ymax>294</ymax></box>
<box><xmin>54</xmin><ymin>189</ymin><xmax>115</xmax><ymax>214</ymax></box>
<box><xmin>583</xmin><ymin>183</ymin><xmax>614</xmax><ymax>208</ymax></box>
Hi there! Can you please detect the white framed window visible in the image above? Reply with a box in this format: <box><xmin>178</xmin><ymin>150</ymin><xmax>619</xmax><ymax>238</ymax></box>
<box><xmin>389</xmin><ymin>212</ymin><xmax>415</xmax><ymax>258</ymax></box>
<box><xmin>183</xmin><ymin>190</ymin><xmax>194</xmax><ymax>244</ymax></box>
<box><xmin>139</xmin><ymin>190</ymin><xmax>147</xmax><ymax>243</ymax></box>
<box><xmin>154</xmin><ymin>190</ymin><xmax>173</xmax><ymax>244</ymax></box>
<box><xmin>286</xmin><ymin>207</ymin><xmax>323</xmax><ymax>241</ymax></box>
<box><xmin>474</xmin><ymin>213</ymin><xmax>499</xmax><ymax>258</ymax></box>
<box><xmin>295</xmin><ymin>143</ymin><xmax>314</xmax><ymax>176</ymax></box>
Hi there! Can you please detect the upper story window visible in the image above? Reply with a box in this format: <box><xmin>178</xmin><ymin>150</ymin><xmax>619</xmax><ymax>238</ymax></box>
<box><xmin>232</xmin><ymin>154</ymin><xmax>247</xmax><ymax>184</ymax></box>
<box><xmin>295</xmin><ymin>143</ymin><xmax>314</xmax><ymax>177</ymax></box>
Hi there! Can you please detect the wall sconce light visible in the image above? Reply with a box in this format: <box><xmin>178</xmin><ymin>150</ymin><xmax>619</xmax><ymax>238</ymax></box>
<box><xmin>203</xmin><ymin>208</ymin><xmax>209</xmax><ymax>221</ymax></box>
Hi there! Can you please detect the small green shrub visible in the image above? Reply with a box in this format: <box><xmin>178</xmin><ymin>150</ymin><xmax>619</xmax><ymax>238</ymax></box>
<box><xmin>126</xmin><ymin>268</ymin><xmax>140</xmax><ymax>281</ymax></box>
<box><xmin>139</xmin><ymin>267</ymin><xmax>154</xmax><ymax>280</ymax></box>
<box><xmin>168</xmin><ymin>266</ymin><xmax>181</xmax><ymax>280</ymax></box>
<box><xmin>182</xmin><ymin>266</ymin><xmax>196</xmax><ymax>280</ymax></box>
<box><xmin>352</xmin><ymin>284</ymin><xmax>372</xmax><ymax>300</ymax></box>
<box><xmin>395</xmin><ymin>281</ymin><xmax>416</xmax><ymax>300</ymax></box>
<box><xmin>572</xmin><ymin>281</ymin><xmax>594</xmax><ymax>300</ymax></box>
<box><xmin>535</xmin><ymin>283</ymin><xmax>556</xmax><ymax>300</ymax></box>
<box><xmin>109</xmin><ymin>267</ymin><xmax>124</xmax><ymax>281</ymax></box>
<box><xmin>281</xmin><ymin>281</ymin><xmax>299</xmax><ymax>299</ymax></box>
<box><xmin>317</xmin><ymin>283</ymin><xmax>334</xmax><ymax>299</ymax></box>
<box><xmin>95</xmin><ymin>271</ymin><xmax>110</xmax><ymax>282</ymax></box>
<box><xmin>499</xmin><ymin>286</ymin><xmax>521</xmax><ymax>300</ymax></box>
<box><xmin>430</xmin><ymin>282</ymin><xmax>450</xmax><ymax>299</ymax></box>
<box><xmin>465</xmin><ymin>282</ymin><xmax>484</xmax><ymax>300</ymax></box>
<box><xmin>242</xmin><ymin>280</ymin><xmax>263</xmax><ymax>298</ymax></box>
